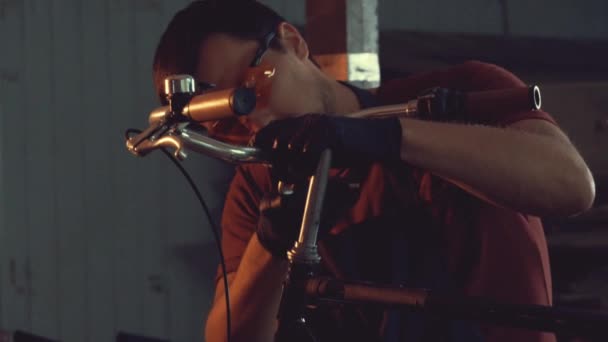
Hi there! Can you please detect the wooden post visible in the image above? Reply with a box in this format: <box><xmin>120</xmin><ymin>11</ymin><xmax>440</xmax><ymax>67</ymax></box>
<box><xmin>306</xmin><ymin>0</ymin><xmax>380</xmax><ymax>88</ymax></box>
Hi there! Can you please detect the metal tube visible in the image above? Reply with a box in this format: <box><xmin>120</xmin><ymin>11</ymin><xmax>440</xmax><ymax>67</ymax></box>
<box><xmin>345</xmin><ymin>102</ymin><xmax>418</xmax><ymax>119</ymax></box>
<box><xmin>178</xmin><ymin>126</ymin><xmax>266</xmax><ymax>164</ymax></box>
<box><xmin>286</xmin><ymin>149</ymin><xmax>332</xmax><ymax>264</ymax></box>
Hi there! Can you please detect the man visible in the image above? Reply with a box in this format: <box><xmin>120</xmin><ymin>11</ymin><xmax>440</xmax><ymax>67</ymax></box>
<box><xmin>152</xmin><ymin>1</ymin><xmax>595</xmax><ymax>341</ymax></box>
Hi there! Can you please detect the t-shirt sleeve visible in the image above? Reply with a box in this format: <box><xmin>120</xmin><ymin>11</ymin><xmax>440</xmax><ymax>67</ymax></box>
<box><xmin>377</xmin><ymin>60</ymin><xmax>557</xmax><ymax>126</ymax></box>
<box><xmin>214</xmin><ymin>165</ymin><xmax>265</xmax><ymax>285</ymax></box>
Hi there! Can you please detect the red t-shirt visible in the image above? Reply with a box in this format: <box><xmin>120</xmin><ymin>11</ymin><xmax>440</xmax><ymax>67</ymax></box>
<box><xmin>216</xmin><ymin>61</ymin><xmax>557</xmax><ymax>342</ymax></box>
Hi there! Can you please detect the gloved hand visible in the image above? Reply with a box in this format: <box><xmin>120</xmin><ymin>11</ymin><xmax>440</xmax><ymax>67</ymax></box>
<box><xmin>256</xmin><ymin>188</ymin><xmax>306</xmax><ymax>258</ymax></box>
<box><xmin>256</xmin><ymin>180</ymin><xmax>357</xmax><ymax>259</ymax></box>
<box><xmin>252</xmin><ymin>114</ymin><xmax>402</xmax><ymax>182</ymax></box>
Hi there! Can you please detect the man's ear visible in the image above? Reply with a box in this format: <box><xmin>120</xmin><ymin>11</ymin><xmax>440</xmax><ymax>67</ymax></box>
<box><xmin>276</xmin><ymin>22</ymin><xmax>309</xmax><ymax>60</ymax></box>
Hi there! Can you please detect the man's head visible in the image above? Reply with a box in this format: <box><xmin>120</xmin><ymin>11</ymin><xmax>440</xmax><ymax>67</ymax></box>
<box><xmin>153</xmin><ymin>0</ymin><xmax>336</xmax><ymax>142</ymax></box>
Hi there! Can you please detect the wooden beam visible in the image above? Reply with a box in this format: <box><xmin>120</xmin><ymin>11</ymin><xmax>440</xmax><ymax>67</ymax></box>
<box><xmin>306</xmin><ymin>0</ymin><xmax>379</xmax><ymax>88</ymax></box>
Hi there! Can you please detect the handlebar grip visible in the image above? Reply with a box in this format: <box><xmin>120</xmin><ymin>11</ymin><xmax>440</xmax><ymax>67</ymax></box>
<box><xmin>465</xmin><ymin>85</ymin><xmax>541</xmax><ymax>123</ymax></box>
<box><xmin>183</xmin><ymin>87</ymin><xmax>256</xmax><ymax>122</ymax></box>
<box><xmin>417</xmin><ymin>85</ymin><xmax>541</xmax><ymax>123</ymax></box>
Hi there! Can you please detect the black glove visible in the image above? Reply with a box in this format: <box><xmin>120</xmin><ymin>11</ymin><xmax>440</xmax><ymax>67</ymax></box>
<box><xmin>252</xmin><ymin>114</ymin><xmax>402</xmax><ymax>182</ymax></box>
<box><xmin>256</xmin><ymin>180</ymin><xmax>357</xmax><ymax>258</ymax></box>
<box><xmin>256</xmin><ymin>189</ymin><xmax>305</xmax><ymax>258</ymax></box>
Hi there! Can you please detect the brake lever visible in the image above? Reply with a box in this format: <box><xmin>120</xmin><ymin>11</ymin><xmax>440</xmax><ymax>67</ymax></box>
<box><xmin>126</xmin><ymin>120</ymin><xmax>162</xmax><ymax>153</ymax></box>
<box><xmin>132</xmin><ymin>134</ymin><xmax>188</xmax><ymax>160</ymax></box>
<box><xmin>126</xmin><ymin>118</ymin><xmax>188</xmax><ymax>159</ymax></box>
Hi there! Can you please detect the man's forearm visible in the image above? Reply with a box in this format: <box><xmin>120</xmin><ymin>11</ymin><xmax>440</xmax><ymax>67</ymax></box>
<box><xmin>399</xmin><ymin>118</ymin><xmax>595</xmax><ymax>217</ymax></box>
<box><xmin>205</xmin><ymin>234</ymin><xmax>288</xmax><ymax>342</ymax></box>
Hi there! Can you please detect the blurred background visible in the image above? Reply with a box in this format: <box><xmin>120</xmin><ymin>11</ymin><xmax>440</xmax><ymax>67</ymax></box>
<box><xmin>0</xmin><ymin>0</ymin><xmax>606</xmax><ymax>341</ymax></box>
